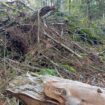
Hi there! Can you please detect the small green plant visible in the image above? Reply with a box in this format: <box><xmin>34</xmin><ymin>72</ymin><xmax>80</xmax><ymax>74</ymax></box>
<box><xmin>61</xmin><ymin>64</ymin><xmax>76</xmax><ymax>72</ymax></box>
<box><xmin>38</xmin><ymin>68</ymin><xmax>57</xmax><ymax>76</ymax></box>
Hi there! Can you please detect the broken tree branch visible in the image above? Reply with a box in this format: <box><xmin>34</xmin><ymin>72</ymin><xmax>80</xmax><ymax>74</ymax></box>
<box><xmin>43</xmin><ymin>30</ymin><xmax>82</xmax><ymax>58</ymax></box>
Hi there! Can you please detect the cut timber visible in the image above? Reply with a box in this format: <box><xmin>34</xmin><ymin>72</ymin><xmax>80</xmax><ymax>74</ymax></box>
<box><xmin>6</xmin><ymin>74</ymin><xmax>105</xmax><ymax>105</ymax></box>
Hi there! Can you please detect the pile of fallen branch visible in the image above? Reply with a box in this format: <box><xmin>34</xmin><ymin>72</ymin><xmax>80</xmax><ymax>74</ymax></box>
<box><xmin>0</xmin><ymin>0</ymin><xmax>105</xmax><ymax>83</ymax></box>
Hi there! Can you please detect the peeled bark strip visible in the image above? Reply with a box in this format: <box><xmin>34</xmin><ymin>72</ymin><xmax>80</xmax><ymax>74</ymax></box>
<box><xmin>6</xmin><ymin>74</ymin><xmax>105</xmax><ymax>105</ymax></box>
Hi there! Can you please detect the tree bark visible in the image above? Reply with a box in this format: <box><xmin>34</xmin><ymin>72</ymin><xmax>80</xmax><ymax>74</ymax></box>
<box><xmin>7</xmin><ymin>74</ymin><xmax>105</xmax><ymax>105</ymax></box>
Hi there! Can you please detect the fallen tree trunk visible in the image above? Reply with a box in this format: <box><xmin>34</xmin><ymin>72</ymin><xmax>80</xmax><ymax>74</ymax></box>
<box><xmin>6</xmin><ymin>73</ymin><xmax>105</xmax><ymax>105</ymax></box>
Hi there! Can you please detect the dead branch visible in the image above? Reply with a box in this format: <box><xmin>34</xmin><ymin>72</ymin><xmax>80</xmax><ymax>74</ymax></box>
<box><xmin>43</xmin><ymin>30</ymin><xmax>82</xmax><ymax>58</ymax></box>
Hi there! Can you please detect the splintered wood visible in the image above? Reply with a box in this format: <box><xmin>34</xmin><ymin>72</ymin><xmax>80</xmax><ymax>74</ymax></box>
<box><xmin>6</xmin><ymin>74</ymin><xmax>105</xmax><ymax>105</ymax></box>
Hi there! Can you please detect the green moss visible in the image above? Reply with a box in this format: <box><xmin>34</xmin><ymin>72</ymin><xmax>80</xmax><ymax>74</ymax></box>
<box><xmin>61</xmin><ymin>64</ymin><xmax>76</xmax><ymax>72</ymax></box>
<box><xmin>38</xmin><ymin>68</ymin><xmax>57</xmax><ymax>76</ymax></box>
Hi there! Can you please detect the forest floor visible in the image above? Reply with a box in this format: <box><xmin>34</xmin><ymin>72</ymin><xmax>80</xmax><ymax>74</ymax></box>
<box><xmin>0</xmin><ymin>2</ymin><xmax>105</xmax><ymax>104</ymax></box>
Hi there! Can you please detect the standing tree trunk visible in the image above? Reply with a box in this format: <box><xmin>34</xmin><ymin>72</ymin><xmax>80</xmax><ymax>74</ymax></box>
<box><xmin>86</xmin><ymin>0</ymin><xmax>92</xmax><ymax>21</ymax></box>
<box><xmin>96</xmin><ymin>0</ymin><xmax>105</xmax><ymax>19</ymax></box>
<box><xmin>69</xmin><ymin>0</ymin><xmax>71</xmax><ymax>14</ymax></box>
<box><xmin>56</xmin><ymin>0</ymin><xmax>61</xmax><ymax>10</ymax></box>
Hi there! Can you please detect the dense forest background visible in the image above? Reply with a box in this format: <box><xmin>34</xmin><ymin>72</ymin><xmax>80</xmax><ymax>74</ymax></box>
<box><xmin>10</xmin><ymin>0</ymin><xmax>105</xmax><ymax>41</ymax></box>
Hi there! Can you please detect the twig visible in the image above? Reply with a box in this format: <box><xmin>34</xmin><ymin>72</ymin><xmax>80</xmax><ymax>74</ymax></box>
<box><xmin>37</xmin><ymin>10</ymin><xmax>40</xmax><ymax>43</ymax></box>
<box><xmin>90</xmin><ymin>65</ymin><xmax>105</xmax><ymax>72</ymax></box>
<box><xmin>72</xmin><ymin>42</ymin><xmax>88</xmax><ymax>53</ymax></box>
<box><xmin>5</xmin><ymin>58</ymin><xmax>41</xmax><ymax>71</ymax></box>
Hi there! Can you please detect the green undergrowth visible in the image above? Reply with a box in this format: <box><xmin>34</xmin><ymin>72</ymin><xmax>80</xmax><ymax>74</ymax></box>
<box><xmin>38</xmin><ymin>68</ymin><xmax>57</xmax><ymax>76</ymax></box>
<box><xmin>37</xmin><ymin>64</ymin><xmax>76</xmax><ymax>76</ymax></box>
<box><xmin>61</xmin><ymin>64</ymin><xmax>76</xmax><ymax>73</ymax></box>
<box><xmin>66</xmin><ymin>16</ymin><xmax>105</xmax><ymax>44</ymax></box>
